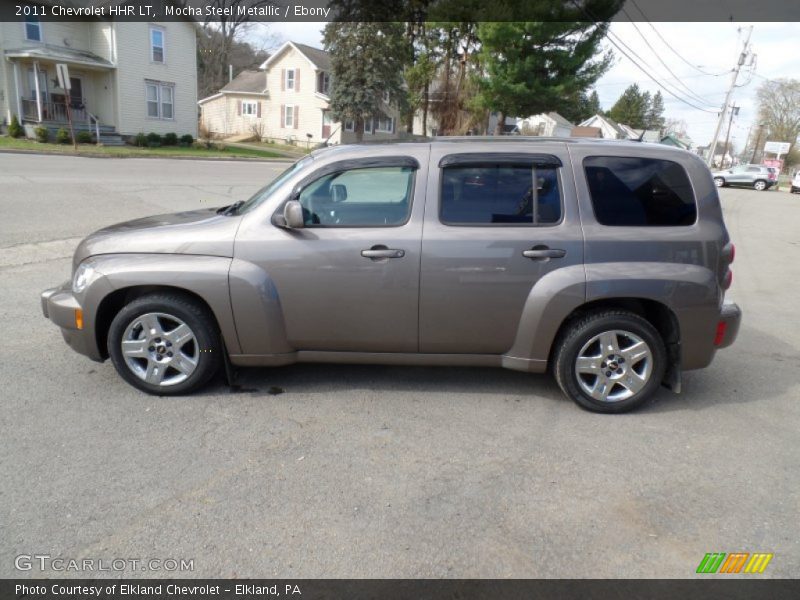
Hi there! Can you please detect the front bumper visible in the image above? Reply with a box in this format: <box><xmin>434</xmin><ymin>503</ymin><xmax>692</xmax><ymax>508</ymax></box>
<box><xmin>41</xmin><ymin>282</ymin><xmax>103</xmax><ymax>361</ymax></box>
<box><xmin>716</xmin><ymin>302</ymin><xmax>741</xmax><ymax>349</ymax></box>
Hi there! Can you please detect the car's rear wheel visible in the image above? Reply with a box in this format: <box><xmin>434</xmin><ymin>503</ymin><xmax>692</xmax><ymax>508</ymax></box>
<box><xmin>108</xmin><ymin>293</ymin><xmax>221</xmax><ymax>395</ymax></box>
<box><xmin>553</xmin><ymin>311</ymin><xmax>667</xmax><ymax>413</ymax></box>
<box><xmin>713</xmin><ymin>177</ymin><xmax>725</xmax><ymax>187</ymax></box>
<box><xmin>753</xmin><ymin>179</ymin><xmax>767</xmax><ymax>191</ymax></box>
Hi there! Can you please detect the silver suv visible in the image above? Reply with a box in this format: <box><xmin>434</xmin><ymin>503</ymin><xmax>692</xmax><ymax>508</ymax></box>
<box><xmin>42</xmin><ymin>138</ymin><xmax>741</xmax><ymax>413</ymax></box>
<box><xmin>712</xmin><ymin>164</ymin><xmax>777</xmax><ymax>191</ymax></box>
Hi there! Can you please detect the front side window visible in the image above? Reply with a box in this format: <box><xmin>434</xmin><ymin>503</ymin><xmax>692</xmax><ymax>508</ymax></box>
<box><xmin>297</xmin><ymin>166</ymin><xmax>415</xmax><ymax>227</ymax></box>
<box><xmin>150</xmin><ymin>28</ymin><xmax>165</xmax><ymax>63</ymax></box>
<box><xmin>145</xmin><ymin>81</ymin><xmax>175</xmax><ymax>119</ymax></box>
<box><xmin>25</xmin><ymin>15</ymin><xmax>42</xmax><ymax>41</ymax></box>
<box><xmin>242</xmin><ymin>100</ymin><xmax>258</xmax><ymax>116</ymax></box>
<box><xmin>440</xmin><ymin>164</ymin><xmax>562</xmax><ymax>225</ymax></box>
<box><xmin>584</xmin><ymin>156</ymin><xmax>696</xmax><ymax>226</ymax></box>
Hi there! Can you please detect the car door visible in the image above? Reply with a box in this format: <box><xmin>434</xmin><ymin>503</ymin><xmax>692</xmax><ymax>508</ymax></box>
<box><xmin>419</xmin><ymin>143</ymin><xmax>583</xmax><ymax>354</ymax></box>
<box><xmin>233</xmin><ymin>150</ymin><xmax>428</xmax><ymax>353</ymax></box>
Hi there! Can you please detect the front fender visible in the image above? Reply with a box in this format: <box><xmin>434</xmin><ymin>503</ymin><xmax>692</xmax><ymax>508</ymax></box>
<box><xmin>86</xmin><ymin>254</ymin><xmax>241</xmax><ymax>355</ymax></box>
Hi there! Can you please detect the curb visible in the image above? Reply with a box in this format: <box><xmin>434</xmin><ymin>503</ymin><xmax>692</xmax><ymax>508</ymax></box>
<box><xmin>0</xmin><ymin>148</ymin><xmax>294</xmax><ymax>162</ymax></box>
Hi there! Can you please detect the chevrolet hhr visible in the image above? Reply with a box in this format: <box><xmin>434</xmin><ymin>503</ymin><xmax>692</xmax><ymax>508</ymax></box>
<box><xmin>42</xmin><ymin>138</ymin><xmax>741</xmax><ymax>412</ymax></box>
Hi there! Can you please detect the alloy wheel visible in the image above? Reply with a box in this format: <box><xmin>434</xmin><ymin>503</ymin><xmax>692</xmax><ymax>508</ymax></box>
<box><xmin>120</xmin><ymin>312</ymin><xmax>199</xmax><ymax>386</ymax></box>
<box><xmin>574</xmin><ymin>329</ymin><xmax>653</xmax><ymax>403</ymax></box>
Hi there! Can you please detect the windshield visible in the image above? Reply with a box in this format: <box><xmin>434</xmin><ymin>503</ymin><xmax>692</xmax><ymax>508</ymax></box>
<box><xmin>236</xmin><ymin>155</ymin><xmax>314</xmax><ymax>214</ymax></box>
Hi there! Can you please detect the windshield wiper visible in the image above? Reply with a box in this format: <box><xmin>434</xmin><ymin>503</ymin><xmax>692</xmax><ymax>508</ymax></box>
<box><xmin>217</xmin><ymin>200</ymin><xmax>245</xmax><ymax>216</ymax></box>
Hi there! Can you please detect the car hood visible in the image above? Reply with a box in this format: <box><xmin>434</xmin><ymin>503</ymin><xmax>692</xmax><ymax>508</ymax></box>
<box><xmin>73</xmin><ymin>208</ymin><xmax>241</xmax><ymax>269</ymax></box>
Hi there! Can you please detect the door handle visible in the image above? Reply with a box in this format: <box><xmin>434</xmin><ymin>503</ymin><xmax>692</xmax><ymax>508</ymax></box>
<box><xmin>522</xmin><ymin>246</ymin><xmax>566</xmax><ymax>260</ymax></box>
<box><xmin>361</xmin><ymin>246</ymin><xmax>405</xmax><ymax>259</ymax></box>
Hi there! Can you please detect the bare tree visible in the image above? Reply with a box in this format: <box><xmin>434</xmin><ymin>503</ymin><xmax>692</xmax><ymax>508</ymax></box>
<box><xmin>756</xmin><ymin>78</ymin><xmax>800</xmax><ymax>151</ymax></box>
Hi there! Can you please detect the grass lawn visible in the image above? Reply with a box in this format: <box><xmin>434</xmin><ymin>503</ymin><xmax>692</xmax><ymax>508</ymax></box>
<box><xmin>0</xmin><ymin>135</ymin><xmax>288</xmax><ymax>160</ymax></box>
<box><xmin>241</xmin><ymin>140</ymin><xmax>313</xmax><ymax>155</ymax></box>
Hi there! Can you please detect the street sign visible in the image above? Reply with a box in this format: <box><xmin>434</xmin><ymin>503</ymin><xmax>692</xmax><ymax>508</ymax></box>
<box><xmin>56</xmin><ymin>64</ymin><xmax>71</xmax><ymax>91</ymax></box>
<box><xmin>763</xmin><ymin>141</ymin><xmax>791</xmax><ymax>155</ymax></box>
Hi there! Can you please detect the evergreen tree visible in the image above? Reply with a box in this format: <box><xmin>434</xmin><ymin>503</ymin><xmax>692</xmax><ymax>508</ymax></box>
<box><xmin>323</xmin><ymin>21</ymin><xmax>408</xmax><ymax>142</ymax></box>
<box><xmin>645</xmin><ymin>91</ymin><xmax>666</xmax><ymax>131</ymax></box>
<box><xmin>472</xmin><ymin>2</ymin><xmax>622</xmax><ymax>135</ymax></box>
<box><xmin>608</xmin><ymin>84</ymin><xmax>650</xmax><ymax>129</ymax></box>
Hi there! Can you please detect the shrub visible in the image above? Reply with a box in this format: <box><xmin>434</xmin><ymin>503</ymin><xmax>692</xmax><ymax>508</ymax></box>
<box><xmin>76</xmin><ymin>131</ymin><xmax>93</xmax><ymax>144</ymax></box>
<box><xmin>146</xmin><ymin>132</ymin><xmax>162</xmax><ymax>148</ymax></box>
<box><xmin>179</xmin><ymin>134</ymin><xmax>194</xmax><ymax>147</ymax></box>
<box><xmin>34</xmin><ymin>126</ymin><xmax>49</xmax><ymax>143</ymax></box>
<box><xmin>8</xmin><ymin>115</ymin><xmax>24</xmax><ymax>138</ymax></box>
<box><xmin>163</xmin><ymin>132</ymin><xmax>178</xmax><ymax>146</ymax></box>
<box><xmin>133</xmin><ymin>132</ymin><xmax>147</xmax><ymax>147</ymax></box>
<box><xmin>56</xmin><ymin>128</ymin><xmax>70</xmax><ymax>144</ymax></box>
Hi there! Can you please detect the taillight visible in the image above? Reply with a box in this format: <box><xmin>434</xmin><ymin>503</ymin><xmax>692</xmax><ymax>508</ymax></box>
<box><xmin>714</xmin><ymin>321</ymin><xmax>727</xmax><ymax>346</ymax></box>
<box><xmin>722</xmin><ymin>269</ymin><xmax>733</xmax><ymax>290</ymax></box>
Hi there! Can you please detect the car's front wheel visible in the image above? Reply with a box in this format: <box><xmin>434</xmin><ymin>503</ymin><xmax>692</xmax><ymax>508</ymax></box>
<box><xmin>713</xmin><ymin>177</ymin><xmax>725</xmax><ymax>187</ymax></box>
<box><xmin>553</xmin><ymin>311</ymin><xmax>667</xmax><ymax>413</ymax></box>
<box><xmin>753</xmin><ymin>179</ymin><xmax>767</xmax><ymax>191</ymax></box>
<box><xmin>108</xmin><ymin>293</ymin><xmax>221</xmax><ymax>395</ymax></box>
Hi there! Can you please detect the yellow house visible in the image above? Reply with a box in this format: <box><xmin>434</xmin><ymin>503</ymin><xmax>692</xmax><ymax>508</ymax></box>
<box><xmin>199</xmin><ymin>41</ymin><xmax>402</xmax><ymax>146</ymax></box>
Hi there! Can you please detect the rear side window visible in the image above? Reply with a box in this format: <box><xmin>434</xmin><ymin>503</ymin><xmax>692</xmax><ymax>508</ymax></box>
<box><xmin>584</xmin><ymin>156</ymin><xmax>696</xmax><ymax>226</ymax></box>
<box><xmin>441</xmin><ymin>165</ymin><xmax>562</xmax><ymax>225</ymax></box>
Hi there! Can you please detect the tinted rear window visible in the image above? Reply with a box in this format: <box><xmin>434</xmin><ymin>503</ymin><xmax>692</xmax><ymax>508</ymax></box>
<box><xmin>441</xmin><ymin>165</ymin><xmax>561</xmax><ymax>225</ymax></box>
<box><xmin>584</xmin><ymin>156</ymin><xmax>696</xmax><ymax>226</ymax></box>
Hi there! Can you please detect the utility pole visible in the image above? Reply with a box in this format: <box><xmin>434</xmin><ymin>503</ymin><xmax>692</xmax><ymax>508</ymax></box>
<box><xmin>722</xmin><ymin>104</ymin><xmax>739</xmax><ymax>167</ymax></box>
<box><xmin>706</xmin><ymin>26</ymin><xmax>753</xmax><ymax>167</ymax></box>
<box><xmin>751</xmin><ymin>123</ymin><xmax>765</xmax><ymax>163</ymax></box>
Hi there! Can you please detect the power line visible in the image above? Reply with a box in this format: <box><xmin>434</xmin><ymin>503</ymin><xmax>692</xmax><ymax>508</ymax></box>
<box><xmin>629</xmin><ymin>0</ymin><xmax>730</xmax><ymax>77</ymax></box>
<box><xmin>619</xmin><ymin>7</ymin><xmax>722</xmax><ymax>106</ymax></box>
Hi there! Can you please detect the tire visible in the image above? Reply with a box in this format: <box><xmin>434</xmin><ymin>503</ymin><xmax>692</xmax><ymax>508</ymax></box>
<box><xmin>108</xmin><ymin>293</ymin><xmax>221</xmax><ymax>395</ymax></box>
<box><xmin>753</xmin><ymin>179</ymin><xmax>767</xmax><ymax>191</ymax></box>
<box><xmin>713</xmin><ymin>177</ymin><xmax>725</xmax><ymax>188</ymax></box>
<box><xmin>791</xmin><ymin>186</ymin><xmax>799</xmax><ymax>194</ymax></box>
<box><xmin>553</xmin><ymin>311</ymin><xmax>667</xmax><ymax>413</ymax></box>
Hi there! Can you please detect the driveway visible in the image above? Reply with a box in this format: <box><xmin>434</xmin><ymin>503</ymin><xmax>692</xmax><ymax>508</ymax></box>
<box><xmin>1</xmin><ymin>153</ymin><xmax>798</xmax><ymax>578</ymax></box>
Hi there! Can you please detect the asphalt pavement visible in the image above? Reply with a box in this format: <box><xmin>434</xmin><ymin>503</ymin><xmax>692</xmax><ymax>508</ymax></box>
<box><xmin>0</xmin><ymin>153</ymin><xmax>798</xmax><ymax>578</ymax></box>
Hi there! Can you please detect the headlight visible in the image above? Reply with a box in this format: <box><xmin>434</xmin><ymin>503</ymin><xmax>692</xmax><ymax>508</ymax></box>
<box><xmin>72</xmin><ymin>261</ymin><xmax>97</xmax><ymax>294</ymax></box>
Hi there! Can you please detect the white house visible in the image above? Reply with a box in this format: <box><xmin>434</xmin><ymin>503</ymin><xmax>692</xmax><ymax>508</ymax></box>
<box><xmin>1</xmin><ymin>14</ymin><xmax>198</xmax><ymax>143</ymax></box>
<box><xmin>199</xmin><ymin>41</ymin><xmax>403</xmax><ymax>145</ymax></box>
<box><xmin>578</xmin><ymin>114</ymin><xmax>628</xmax><ymax>140</ymax></box>
<box><xmin>517</xmin><ymin>112</ymin><xmax>574</xmax><ymax>137</ymax></box>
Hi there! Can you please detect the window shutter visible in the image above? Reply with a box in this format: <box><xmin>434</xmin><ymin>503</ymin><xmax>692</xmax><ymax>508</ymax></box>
<box><xmin>280</xmin><ymin>104</ymin><xmax>285</xmax><ymax>128</ymax></box>
<box><xmin>295</xmin><ymin>69</ymin><xmax>300</xmax><ymax>92</ymax></box>
<box><xmin>237</xmin><ymin>100</ymin><xmax>242</xmax><ymax>116</ymax></box>
<box><xmin>257</xmin><ymin>102</ymin><xmax>261</xmax><ymax>118</ymax></box>
<box><xmin>294</xmin><ymin>105</ymin><xmax>299</xmax><ymax>129</ymax></box>
<box><xmin>281</xmin><ymin>69</ymin><xmax>285</xmax><ymax>91</ymax></box>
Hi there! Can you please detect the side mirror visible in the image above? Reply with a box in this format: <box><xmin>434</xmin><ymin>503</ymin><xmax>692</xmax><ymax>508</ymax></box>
<box><xmin>283</xmin><ymin>200</ymin><xmax>305</xmax><ymax>229</ymax></box>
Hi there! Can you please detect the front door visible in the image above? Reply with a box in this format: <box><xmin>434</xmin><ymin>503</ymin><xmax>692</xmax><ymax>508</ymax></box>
<box><xmin>69</xmin><ymin>77</ymin><xmax>83</xmax><ymax>107</ymax></box>
<box><xmin>233</xmin><ymin>150</ymin><xmax>429</xmax><ymax>353</ymax></box>
<box><xmin>321</xmin><ymin>110</ymin><xmax>332</xmax><ymax>140</ymax></box>
<box><xmin>419</xmin><ymin>144</ymin><xmax>583</xmax><ymax>354</ymax></box>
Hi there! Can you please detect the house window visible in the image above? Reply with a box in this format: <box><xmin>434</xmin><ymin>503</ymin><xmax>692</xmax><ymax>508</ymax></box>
<box><xmin>382</xmin><ymin>90</ymin><xmax>390</xmax><ymax>103</ymax></box>
<box><xmin>364</xmin><ymin>117</ymin><xmax>373</xmax><ymax>134</ymax></box>
<box><xmin>25</xmin><ymin>15</ymin><xmax>42</xmax><ymax>42</ymax></box>
<box><xmin>318</xmin><ymin>72</ymin><xmax>330</xmax><ymax>95</ymax></box>
<box><xmin>146</xmin><ymin>81</ymin><xmax>175</xmax><ymax>120</ymax></box>
<box><xmin>344</xmin><ymin>120</ymin><xmax>354</xmax><ymax>132</ymax></box>
<box><xmin>375</xmin><ymin>114</ymin><xmax>394</xmax><ymax>133</ymax></box>
<box><xmin>285</xmin><ymin>69</ymin><xmax>295</xmax><ymax>90</ymax></box>
<box><xmin>284</xmin><ymin>105</ymin><xmax>294</xmax><ymax>128</ymax></box>
<box><xmin>150</xmin><ymin>27</ymin><xmax>165</xmax><ymax>63</ymax></box>
<box><xmin>242</xmin><ymin>101</ymin><xmax>258</xmax><ymax>117</ymax></box>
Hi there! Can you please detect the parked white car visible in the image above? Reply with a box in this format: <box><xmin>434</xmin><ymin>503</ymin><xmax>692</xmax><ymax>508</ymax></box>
<box><xmin>791</xmin><ymin>170</ymin><xmax>800</xmax><ymax>194</ymax></box>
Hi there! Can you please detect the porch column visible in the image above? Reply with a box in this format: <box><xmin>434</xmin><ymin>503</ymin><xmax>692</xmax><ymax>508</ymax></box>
<box><xmin>33</xmin><ymin>61</ymin><xmax>42</xmax><ymax>122</ymax></box>
<box><xmin>12</xmin><ymin>60</ymin><xmax>23</xmax><ymax>120</ymax></box>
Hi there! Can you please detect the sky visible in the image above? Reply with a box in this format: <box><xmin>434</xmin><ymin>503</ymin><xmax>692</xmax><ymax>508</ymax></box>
<box><xmin>256</xmin><ymin>20</ymin><xmax>800</xmax><ymax>149</ymax></box>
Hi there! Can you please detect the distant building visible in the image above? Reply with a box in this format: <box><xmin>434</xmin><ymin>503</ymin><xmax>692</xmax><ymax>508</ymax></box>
<box><xmin>578</xmin><ymin>114</ymin><xmax>627</xmax><ymax>139</ymax></box>
<box><xmin>570</xmin><ymin>126</ymin><xmax>603</xmax><ymax>138</ymax></box>
<box><xmin>517</xmin><ymin>112</ymin><xmax>574</xmax><ymax>137</ymax></box>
